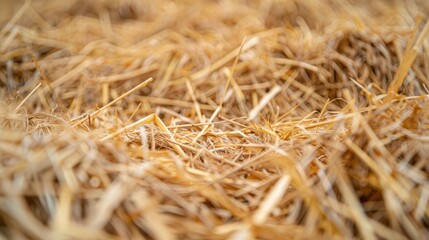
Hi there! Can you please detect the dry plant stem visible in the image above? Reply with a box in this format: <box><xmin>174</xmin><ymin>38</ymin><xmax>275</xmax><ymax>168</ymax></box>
<box><xmin>252</xmin><ymin>175</ymin><xmax>291</xmax><ymax>225</ymax></box>
<box><xmin>48</xmin><ymin>60</ymin><xmax>92</xmax><ymax>89</ymax></box>
<box><xmin>345</xmin><ymin>139</ymin><xmax>409</xmax><ymax>200</ymax></box>
<box><xmin>272</xmin><ymin>57</ymin><xmax>319</xmax><ymax>72</ymax></box>
<box><xmin>247</xmin><ymin>85</ymin><xmax>282</xmax><ymax>121</ymax></box>
<box><xmin>100</xmin><ymin>114</ymin><xmax>156</xmax><ymax>141</ymax></box>
<box><xmin>185</xmin><ymin>80</ymin><xmax>203</xmax><ymax>122</ymax></box>
<box><xmin>192</xmin><ymin>37</ymin><xmax>249</xmax><ymax>143</ymax></box>
<box><xmin>72</xmin><ymin>77</ymin><xmax>153</xmax><ymax>127</ymax></box>
<box><xmin>86</xmin><ymin>176</ymin><xmax>136</xmax><ymax>229</ymax></box>
<box><xmin>14</xmin><ymin>82</ymin><xmax>42</xmax><ymax>111</ymax></box>
<box><xmin>100</xmin><ymin>113</ymin><xmax>186</xmax><ymax>158</ymax></box>
<box><xmin>0</xmin><ymin>0</ymin><xmax>31</xmax><ymax>46</ymax></box>
<box><xmin>90</xmin><ymin>65</ymin><xmax>158</xmax><ymax>83</ymax></box>
<box><xmin>136</xmin><ymin>96</ymin><xmax>215</xmax><ymax>110</ymax></box>
<box><xmin>385</xmin><ymin>21</ymin><xmax>429</xmax><ymax>102</ymax></box>
<box><xmin>168</xmin><ymin>37</ymin><xmax>259</xmax><ymax>86</ymax></box>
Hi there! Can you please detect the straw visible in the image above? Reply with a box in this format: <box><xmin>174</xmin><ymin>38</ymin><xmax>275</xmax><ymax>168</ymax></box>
<box><xmin>1</xmin><ymin>0</ymin><xmax>429</xmax><ymax>239</ymax></box>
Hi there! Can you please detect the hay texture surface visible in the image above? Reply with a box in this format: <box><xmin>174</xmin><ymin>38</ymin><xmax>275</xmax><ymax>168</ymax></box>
<box><xmin>1</xmin><ymin>0</ymin><xmax>429</xmax><ymax>239</ymax></box>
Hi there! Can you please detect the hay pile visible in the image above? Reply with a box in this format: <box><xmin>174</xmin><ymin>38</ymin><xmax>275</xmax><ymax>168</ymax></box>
<box><xmin>1</xmin><ymin>0</ymin><xmax>429</xmax><ymax>239</ymax></box>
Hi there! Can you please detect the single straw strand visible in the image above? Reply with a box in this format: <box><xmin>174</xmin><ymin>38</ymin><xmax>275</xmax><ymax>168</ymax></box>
<box><xmin>14</xmin><ymin>83</ymin><xmax>42</xmax><ymax>111</ymax></box>
<box><xmin>72</xmin><ymin>77</ymin><xmax>153</xmax><ymax>127</ymax></box>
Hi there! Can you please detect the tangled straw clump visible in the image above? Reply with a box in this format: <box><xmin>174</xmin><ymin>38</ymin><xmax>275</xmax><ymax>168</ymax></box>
<box><xmin>1</xmin><ymin>0</ymin><xmax>429</xmax><ymax>239</ymax></box>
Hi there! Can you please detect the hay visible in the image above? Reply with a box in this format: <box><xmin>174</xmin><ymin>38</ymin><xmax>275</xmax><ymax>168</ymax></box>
<box><xmin>1</xmin><ymin>0</ymin><xmax>429</xmax><ymax>239</ymax></box>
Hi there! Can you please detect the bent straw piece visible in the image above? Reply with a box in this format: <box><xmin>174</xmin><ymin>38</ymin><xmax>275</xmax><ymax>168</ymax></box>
<box><xmin>100</xmin><ymin>113</ymin><xmax>187</xmax><ymax>158</ymax></box>
<box><xmin>153</xmin><ymin>114</ymin><xmax>187</xmax><ymax>158</ymax></box>
<box><xmin>72</xmin><ymin>78</ymin><xmax>153</xmax><ymax>127</ymax></box>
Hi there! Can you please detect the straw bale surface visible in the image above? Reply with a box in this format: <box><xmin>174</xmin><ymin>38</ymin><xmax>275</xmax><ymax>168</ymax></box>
<box><xmin>1</xmin><ymin>0</ymin><xmax>429</xmax><ymax>239</ymax></box>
